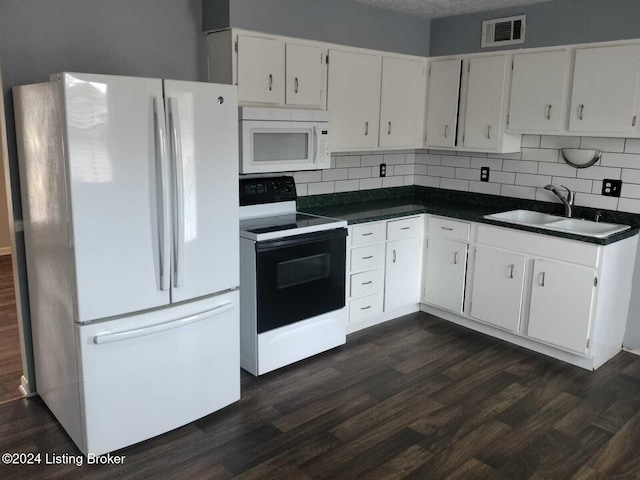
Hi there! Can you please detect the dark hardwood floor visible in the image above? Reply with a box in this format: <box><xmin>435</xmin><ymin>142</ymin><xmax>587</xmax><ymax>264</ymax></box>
<box><xmin>2</xmin><ymin>312</ymin><xmax>640</xmax><ymax>479</ymax></box>
<box><xmin>0</xmin><ymin>255</ymin><xmax>22</xmax><ymax>404</ymax></box>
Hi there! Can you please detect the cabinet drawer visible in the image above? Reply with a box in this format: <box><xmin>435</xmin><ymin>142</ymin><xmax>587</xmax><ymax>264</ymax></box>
<box><xmin>428</xmin><ymin>216</ymin><xmax>470</xmax><ymax>241</ymax></box>
<box><xmin>352</xmin><ymin>222</ymin><xmax>386</xmax><ymax>246</ymax></box>
<box><xmin>350</xmin><ymin>244</ymin><xmax>384</xmax><ymax>272</ymax></box>
<box><xmin>350</xmin><ymin>269</ymin><xmax>381</xmax><ymax>298</ymax></box>
<box><xmin>349</xmin><ymin>293</ymin><xmax>383</xmax><ymax>324</ymax></box>
<box><xmin>387</xmin><ymin>216</ymin><xmax>423</xmax><ymax>240</ymax></box>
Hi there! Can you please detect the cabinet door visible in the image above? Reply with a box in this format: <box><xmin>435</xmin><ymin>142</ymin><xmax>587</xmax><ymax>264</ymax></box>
<box><xmin>379</xmin><ymin>56</ymin><xmax>426</xmax><ymax>148</ymax></box>
<box><xmin>470</xmin><ymin>246</ymin><xmax>526</xmax><ymax>332</ymax></box>
<box><xmin>423</xmin><ymin>236</ymin><xmax>468</xmax><ymax>313</ymax></box>
<box><xmin>569</xmin><ymin>44</ymin><xmax>640</xmax><ymax>134</ymax></box>
<box><xmin>286</xmin><ymin>43</ymin><xmax>324</xmax><ymax>107</ymax></box>
<box><xmin>528</xmin><ymin>259</ymin><xmax>596</xmax><ymax>353</ymax></box>
<box><xmin>425</xmin><ymin>59</ymin><xmax>462</xmax><ymax>148</ymax></box>
<box><xmin>463</xmin><ymin>55</ymin><xmax>508</xmax><ymax>150</ymax></box>
<box><xmin>509</xmin><ymin>50</ymin><xmax>568</xmax><ymax>131</ymax></box>
<box><xmin>237</xmin><ymin>35</ymin><xmax>284</xmax><ymax>104</ymax></box>
<box><xmin>384</xmin><ymin>237</ymin><xmax>422</xmax><ymax>311</ymax></box>
<box><xmin>327</xmin><ymin>49</ymin><xmax>382</xmax><ymax>150</ymax></box>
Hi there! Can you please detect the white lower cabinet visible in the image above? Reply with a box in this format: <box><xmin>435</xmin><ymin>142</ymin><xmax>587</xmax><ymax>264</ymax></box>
<box><xmin>470</xmin><ymin>246</ymin><xmax>526</xmax><ymax>332</ymax></box>
<box><xmin>385</xmin><ymin>236</ymin><xmax>422</xmax><ymax>311</ymax></box>
<box><xmin>423</xmin><ymin>236</ymin><xmax>468</xmax><ymax>314</ymax></box>
<box><xmin>346</xmin><ymin>216</ymin><xmax>423</xmax><ymax>330</ymax></box>
<box><xmin>527</xmin><ymin>259</ymin><xmax>596</xmax><ymax>354</ymax></box>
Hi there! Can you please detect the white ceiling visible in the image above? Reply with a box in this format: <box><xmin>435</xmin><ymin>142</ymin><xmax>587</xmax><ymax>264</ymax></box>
<box><xmin>353</xmin><ymin>0</ymin><xmax>558</xmax><ymax>19</ymax></box>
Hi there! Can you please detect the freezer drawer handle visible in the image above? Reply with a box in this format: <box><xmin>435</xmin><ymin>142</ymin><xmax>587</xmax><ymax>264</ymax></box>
<box><xmin>93</xmin><ymin>302</ymin><xmax>234</xmax><ymax>344</ymax></box>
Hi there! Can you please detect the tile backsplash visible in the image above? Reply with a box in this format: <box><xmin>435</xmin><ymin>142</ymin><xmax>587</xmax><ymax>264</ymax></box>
<box><xmin>289</xmin><ymin>135</ymin><xmax>640</xmax><ymax>214</ymax></box>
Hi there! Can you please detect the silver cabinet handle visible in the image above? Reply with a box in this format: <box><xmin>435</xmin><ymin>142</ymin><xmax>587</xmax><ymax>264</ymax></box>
<box><xmin>269</xmin><ymin>74</ymin><xmax>273</xmax><ymax>91</ymax></box>
<box><xmin>362</xmin><ymin>255</ymin><xmax>373</xmax><ymax>260</ymax></box>
<box><xmin>362</xmin><ymin>281</ymin><xmax>373</xmax><ymax>285</ymax></box>
<box><xmin>360</xmin><ymin>305</ymin><xmax>371</xmax><ymax>310</ymax></box>
<box><xmin>444</xmin><ymin>124</ymin><xmax>449</xmax><ymax>138</ymax></box>
<box><xmin>578</xmin><ymin>104</ymin><xmax>584</xmax><ymax>120</ymax></box>
<box><xmin>545</xmin><ymin>104</ymin><xmax>552</xmax><ymax>120</ymax></box>
<box><xmin>509</xmin><ymin>264</ymin><xmax>515</xmax><ymax>279</ymax></box>
<box><xmin>540</xmin><ymin>271</ymin><xmax>546</xmax><ymax>287</ymax></box>
<box><xmin>388</xmin><ymin>121</ymin><xmax>392</xmax><ymax>135</ymax></box>
<box><xmin>633</xmin><ymin>115</ymin><xmax>637</xmax><ymax>127</ymax></box>
<box><xmin>365</xmin><ymin>121</ymin><xmax>369</xmax><ymax>136</ymax></box>
<box><xmin>486</xmin><ymin>125</ymin><xmax>491</xmax><ymax>139</ymax></box>
<box><xmin>441</xmin><ymin>226</ymin><xmax>454</xmax><ymax>231</ymax></box>
<box><xmin>294</xmin><ymin>77</ymin><xmax>299</xmax><ymax>94</ymax></box>
<box><xmin>453</xmin><ymin>251</ymin><xmax>459</xmax><ymax>265</ymax></box>
<box><xmin>393</xmin><ymin>250</ymin><xmax>397</xmax><ymax>263</ymax></box>
<box><xmin>400</xmin><ymin>226</ymin><xmax>411</xmax><ymax>230</ymax></box>
<box><xmin>361</xmin><ymin>232</ymin><xmax>373</xmax><ymax>236</ymax></box>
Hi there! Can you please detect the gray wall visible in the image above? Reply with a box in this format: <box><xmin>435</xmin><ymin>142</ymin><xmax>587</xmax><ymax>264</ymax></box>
<box><xmin>430</xmin><ymin>0</ymin><xmax>640</xmax><ymax>56</ymax></box>
<box><xmin>0</xmin><ymin>0</ymin><xmax>206</xmax><ymax>390</ymax></box>
<box><xmin>203</xmin><ymin>0</ymin><xmax>431</xmax><ymax>56</ymax></box>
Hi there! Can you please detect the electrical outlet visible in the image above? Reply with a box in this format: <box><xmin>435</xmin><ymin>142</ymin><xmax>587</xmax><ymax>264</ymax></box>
<box><xmin>601</xmin><ymin>179</ymin><xmax>622</xmax><ymax>197</ymax></box>
<box><xmin>480</xmin><ymin>167</ymin><xmax>490</xmax><ymax>182</ymax></box>
<box><xmin>379</xmin><ymin>163</ymin><xmax>387</xmax><ymax>177</ymax></box>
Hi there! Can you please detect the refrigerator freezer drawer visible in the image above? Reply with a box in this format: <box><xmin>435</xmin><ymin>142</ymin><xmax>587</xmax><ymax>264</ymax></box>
<box><xmin>76</xmin><ymin>290</ymin><xmax>240</xmax><ymax>455</ymax></box>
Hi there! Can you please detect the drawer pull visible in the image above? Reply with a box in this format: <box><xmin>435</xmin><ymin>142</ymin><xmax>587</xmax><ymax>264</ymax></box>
<box><xmin>400</xmin><ymin>226</ymin><xmax>411</xmax><ymax>230</ymax></box>
<box><xmin>441</xmin><ymin>226</ymin><xmax>454</xmax><ymax>231</ymax></box>
<box><xmin>362</xmin><ymin>281</ymin><xmax>373</xmax><ymax>285</ymax></box>
<box><xmin>362</xmin><ymin>255</ymin><xmax>374</xmax><ymax>260</ymax></box>
<box><xmin>360</xmin><ymin>305</ymin><xmax>371</xmax><ymax>310</ymax></box>
<box><xmin>361</xmin><ymin>232</ymin><xmax>374</xmax><ymax>236</ymax></box>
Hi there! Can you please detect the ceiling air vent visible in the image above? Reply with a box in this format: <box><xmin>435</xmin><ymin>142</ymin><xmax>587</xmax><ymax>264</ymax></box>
<box><xmin>481</xmin><ymin>15</ymin><xmax>526</xmax><ymax>48</ymax></box>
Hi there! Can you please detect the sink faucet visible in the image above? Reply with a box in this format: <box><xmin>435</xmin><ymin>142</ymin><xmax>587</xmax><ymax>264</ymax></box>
<box><xmin>544</xmin><ymin>184</ymin><xmax>575</xmax><ymax>217</ymax></box>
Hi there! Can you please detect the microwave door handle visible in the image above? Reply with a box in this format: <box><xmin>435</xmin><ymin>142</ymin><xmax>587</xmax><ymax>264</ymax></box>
<box><xmin>312</xmin><ymin>126</ymin><xmax>319</xmax><ymax>164</ymax></box>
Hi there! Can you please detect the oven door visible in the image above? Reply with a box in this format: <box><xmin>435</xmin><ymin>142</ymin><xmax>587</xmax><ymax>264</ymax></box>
<box><xmin>241</xmin><ymin>120</ymin><xmax>322</xmax><ymax>174</ymax></box>
<box><xmin>255</xmin><ymin>228</ymin><xmax>347</xmax><ymax>333</ymax></box>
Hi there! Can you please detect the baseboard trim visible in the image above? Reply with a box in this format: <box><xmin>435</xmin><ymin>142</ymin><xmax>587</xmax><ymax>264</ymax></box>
<box><xmin>0</xmin><ymin>247</ymin><xmax>11</xmax><ymax>256</ymax></box>
<box><xmin>623</xmin><ymin>347</ymin><xmax>640</xmax><ymax>356</ymax></box>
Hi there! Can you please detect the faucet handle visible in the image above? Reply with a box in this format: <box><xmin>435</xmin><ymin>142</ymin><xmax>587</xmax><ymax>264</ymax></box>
<box><xmin>561</xmin><ymin>185</ymin><xmax>575</xmax><ymax>205</ymax></box>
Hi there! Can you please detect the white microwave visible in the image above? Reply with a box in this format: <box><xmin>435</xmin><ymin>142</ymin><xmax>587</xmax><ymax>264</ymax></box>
<box><xmin>239</xmin><ymin>107</ymin><xmax>331</xmax><ymax>174</ymax></box>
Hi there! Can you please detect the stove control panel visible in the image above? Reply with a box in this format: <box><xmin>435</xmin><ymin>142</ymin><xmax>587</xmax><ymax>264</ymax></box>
<box><xmin>240</xmin><ymin>176</ymin><xmax>297</xmax><ymax>206</ymax></box>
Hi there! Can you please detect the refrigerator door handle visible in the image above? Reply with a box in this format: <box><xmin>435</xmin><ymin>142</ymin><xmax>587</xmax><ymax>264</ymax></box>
<box><xmin>93</xmin><ymin>301</ymin><xmax>234</xmax><ymax>344</ymax></box>
<box><xmin>153</xmin><ymin>97</ymin><xmax>171</xmax><ymax>291</ymax></box>
<box><xmin>168</xmin><ymin>97</ymin><xmax>185</xmax><ymax>288</ymax></box>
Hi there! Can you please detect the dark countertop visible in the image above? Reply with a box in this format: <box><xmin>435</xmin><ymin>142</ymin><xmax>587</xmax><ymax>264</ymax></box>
<box><xmin>297</xmin><ymin>187</ymin><xmax>640</xmax><ymax>246</ymax></box>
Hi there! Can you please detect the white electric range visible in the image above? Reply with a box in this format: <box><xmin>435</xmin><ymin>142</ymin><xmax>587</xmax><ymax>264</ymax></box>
<box><xmin>239</xmin><ymin>176</ymin><xmax>348</xmax><ymax>376</ymax></box>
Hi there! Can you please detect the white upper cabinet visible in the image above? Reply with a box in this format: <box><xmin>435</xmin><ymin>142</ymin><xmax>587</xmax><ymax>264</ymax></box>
<box><xmin>425</xmin><ymin>59</ymin><xmax>462</xmax><ymax>148</ymax></box>
<box><xmin>379</xmin><ymin>56</ymin><xmax>426</xmax><ymax>148</ymax></box>
<box><xmin>285</xmin><ymin>43</ymin><xmax>324</xmax><ymax>108</ymax></box>
<box><xmin>569</xmin><ymin>44</ymin><xmax>640</xmax><ymax>134</ymax></box>
<box><xmin>508</xmin><ymin>50</ymin><xmax>569</xmax><ymax>132</ymax></box>
<box><xmin>327</xmin><ymin>49</ymin><xmax>382</xmax><ymax>150</ymax></box>
<box><xmin>236</xmin><ymin>35</ymin><xmax>285</xmax><ymax>105</ymax></box>
<box><xmin>463</xmin><ymin>55</ymin><xmax>508</xmax><ymax>150</ymax></box>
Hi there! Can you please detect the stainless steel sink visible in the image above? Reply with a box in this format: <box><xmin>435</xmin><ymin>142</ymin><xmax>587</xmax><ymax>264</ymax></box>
<box><xmin>484</xmin><ymin>209</ymin><xmax>631</xmax><ymax>239</ymax></box>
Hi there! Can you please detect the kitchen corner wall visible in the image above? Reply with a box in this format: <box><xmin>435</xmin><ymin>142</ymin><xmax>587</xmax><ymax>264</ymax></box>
<box><xmin>415</xmin><ymin>135</ymin><xmax>640</xmax><ymax>215</ymax></box>
<box><xmin>299</xmin><ymin>135</ymin><xmax>640</xmax><ymax>216</ymax></box>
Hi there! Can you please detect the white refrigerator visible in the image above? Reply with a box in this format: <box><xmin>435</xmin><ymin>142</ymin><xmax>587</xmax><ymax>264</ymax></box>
<box><xmin>14</xmin><ymin>73</ymin><xmax>240</xmax><ymax>455</ymax></box>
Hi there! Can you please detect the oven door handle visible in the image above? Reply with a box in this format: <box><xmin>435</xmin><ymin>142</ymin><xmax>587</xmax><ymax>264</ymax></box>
<box><xmin>256</xmin><ymin>228</ymin><xmax>348</xmax><ymax>252</ymax></box>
